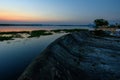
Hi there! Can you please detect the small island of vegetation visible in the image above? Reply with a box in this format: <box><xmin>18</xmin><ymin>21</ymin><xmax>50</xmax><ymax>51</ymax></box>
<box><xmin>0</xmin><ymin>28</ymin><xmax>88</xmax><ymax>41</ymax></box>
<box><xmin>93</xmin><ymin>19</ymin><xmax>120</xmax><ymax>37</ymax></box>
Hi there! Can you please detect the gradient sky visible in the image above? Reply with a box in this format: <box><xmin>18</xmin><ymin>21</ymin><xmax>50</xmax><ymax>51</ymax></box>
<box><xmin>0</xmin><ymin>0</ymin><xmax>120</xmax><ymax>24</ymax></box>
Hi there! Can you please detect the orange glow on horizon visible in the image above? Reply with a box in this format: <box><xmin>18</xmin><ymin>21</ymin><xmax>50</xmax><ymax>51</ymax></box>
<box><xmin>0</xmin><ymin>27</ymin><xmax>50</xmax><ymax>32</ymax></box>
<box><xmin>0</xmin><ymin>10</ymin><xmax>52</xmax><ymax>22</ymax></box>
<box><xmin>0</xmin><ymin>10</ymin><xmax>68</xmax><ymax>23</ymax></box>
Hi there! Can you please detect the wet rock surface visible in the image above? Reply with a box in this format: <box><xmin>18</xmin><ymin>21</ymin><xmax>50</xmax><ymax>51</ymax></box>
<box><xmin>18</xmin><ymin>31</ymin><xmax>120</xmax><ymax>80</ymax></box>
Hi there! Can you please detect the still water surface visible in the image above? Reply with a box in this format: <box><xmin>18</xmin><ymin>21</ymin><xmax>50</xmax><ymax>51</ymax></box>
<box><xmin>0</xmin><ymin>33</ymin><xmax>66</xmax><ymax>80</ymax></box>
<box><xmin>0</xmin><ymin>26</ymin><xmax>92</xmax><ymax>80</ymax></box>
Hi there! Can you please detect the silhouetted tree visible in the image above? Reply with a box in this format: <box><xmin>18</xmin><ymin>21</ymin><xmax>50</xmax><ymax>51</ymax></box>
<box><xmin>117</xmin><ymin>24</ymin><xmax>120</xmax><ymax>28</ymax></box>
<box><xmin>94</xmin><ymin>19</ymin><xmax>109</xmax><ymax>27</ymax></box>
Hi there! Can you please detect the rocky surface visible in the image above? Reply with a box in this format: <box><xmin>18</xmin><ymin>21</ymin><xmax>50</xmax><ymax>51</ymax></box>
<box><xmin>18</xmin><ymin>31</ymin><xmax>120</xmax><ymax>80</ymax></box>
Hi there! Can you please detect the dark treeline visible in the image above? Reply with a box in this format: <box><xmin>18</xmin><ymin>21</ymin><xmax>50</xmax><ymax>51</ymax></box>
<box><xmin>0</xmin><ymin>24</ymin><xmax>92</xmax><ymax>26</ymax></box>
<box><xmin>0</xmin><ymin>24</ymin><xmax>43</xmax><ymax>26</ymax></box>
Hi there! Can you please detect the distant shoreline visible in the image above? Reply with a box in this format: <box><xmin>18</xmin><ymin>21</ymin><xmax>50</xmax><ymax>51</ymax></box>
<box><xmin>0</xmin><ymin>24</ymin><xmax>92</xmax><ymax>26</ymax></box>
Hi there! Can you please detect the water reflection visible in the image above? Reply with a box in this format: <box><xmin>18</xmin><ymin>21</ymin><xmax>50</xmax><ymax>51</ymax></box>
<box><xmin>0</xmin><ymin>33</ymin><xmax>67</xmax><ymax>80</ymax></box>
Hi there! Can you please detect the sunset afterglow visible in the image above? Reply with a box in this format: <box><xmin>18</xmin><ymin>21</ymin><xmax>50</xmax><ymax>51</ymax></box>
<box><xmin>0</xmin><ymin>0</ymin><xmax>120</xmax><ymax>24</ymax></box>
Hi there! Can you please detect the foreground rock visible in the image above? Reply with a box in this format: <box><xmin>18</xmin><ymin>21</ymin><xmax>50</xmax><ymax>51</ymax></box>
<box><xmin>18</xmin><ymin>31</ymin><xmax>120</xmax><ymax>80</ymax></box>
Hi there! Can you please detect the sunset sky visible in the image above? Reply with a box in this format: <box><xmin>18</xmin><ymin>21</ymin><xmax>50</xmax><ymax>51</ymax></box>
<box><xmin>0</xmin><ymin>0</ymin><xmax>120</xmax><ymax>24</ymax></box>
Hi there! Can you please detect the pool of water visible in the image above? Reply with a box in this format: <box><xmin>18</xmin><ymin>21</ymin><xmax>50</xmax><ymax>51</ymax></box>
<box><xmin>0</xmin><ymin>33</ymin><xmax>67</xmax><ymax>80</ymax></box>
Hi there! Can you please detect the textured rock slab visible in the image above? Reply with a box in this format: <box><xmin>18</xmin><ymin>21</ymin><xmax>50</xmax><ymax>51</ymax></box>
<box><xmin>18</xmin><ymin>31</ymin><xmax>120</xmax><ymax>80</ymax></box>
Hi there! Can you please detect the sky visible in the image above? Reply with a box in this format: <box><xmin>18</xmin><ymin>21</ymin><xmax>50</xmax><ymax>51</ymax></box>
<box><xmin>0</xmin><ymin>0</ymin><xmax>120</xmax><ymax>24</ymax></box>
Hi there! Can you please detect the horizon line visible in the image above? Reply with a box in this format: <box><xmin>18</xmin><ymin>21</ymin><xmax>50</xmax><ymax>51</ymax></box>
<box><xmin>0</xmin><ymin>23</ymin><xmax>93</xmax><ymax>26</ymax></box>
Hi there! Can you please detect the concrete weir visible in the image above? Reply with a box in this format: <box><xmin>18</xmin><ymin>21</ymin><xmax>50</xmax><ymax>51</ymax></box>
<box><xmin>18</xmin><ymin>31</ymin><xmax>120</xmax><ymax>80</ymax></box>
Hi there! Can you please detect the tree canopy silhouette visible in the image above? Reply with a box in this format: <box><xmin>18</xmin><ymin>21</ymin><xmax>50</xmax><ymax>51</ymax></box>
<box><xmin>94</xmin><ymin>19</ymin><xmax>109</xmax><ymax>27</ymax></box>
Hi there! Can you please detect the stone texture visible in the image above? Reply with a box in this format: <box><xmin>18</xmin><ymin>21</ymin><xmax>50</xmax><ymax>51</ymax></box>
<box><xmin>18</xmin><ymin>31</ymin><xmax>120</xmax><ymax>80</ymax></box>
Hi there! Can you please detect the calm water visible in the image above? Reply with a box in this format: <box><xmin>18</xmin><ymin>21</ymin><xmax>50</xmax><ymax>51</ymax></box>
<box><xmin>0</xmin><ymin>26</ymin><xmax>92</xmax><ymax>80</ymax></box>
<box><xmin>0</xmin><ymin>25</ymin><xmax>93</xmax><ymax>32</ymax></box>
<box><xmin>0</xmin><ymin>33</ymin><xmax>67</xmax><ymax>80</ymax></box>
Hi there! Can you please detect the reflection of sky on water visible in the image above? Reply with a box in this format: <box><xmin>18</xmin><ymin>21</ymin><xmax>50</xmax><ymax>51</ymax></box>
<box><xmin>0</xmin><ymin>26</ymin><xmax>93</xmax><ymax>32</ymax></box>
<box><xmin>0</xmin><ymin>33</ymin><xmax>67</xmax><ymax>80</ymax></box>
<box><xmin>0</xmin><ymin>26</ymin><xmax>47</xmax><ymax>32</ymax></box>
